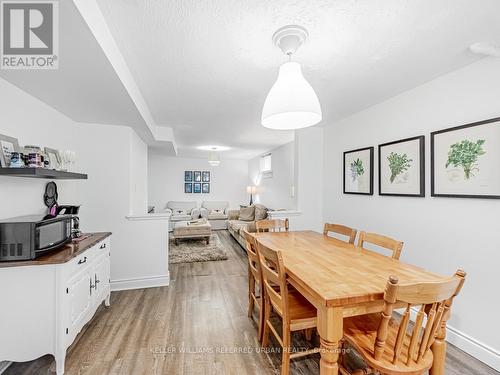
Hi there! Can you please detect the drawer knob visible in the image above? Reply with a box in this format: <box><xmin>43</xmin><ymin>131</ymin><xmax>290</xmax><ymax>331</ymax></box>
<box><xmin>78</xmin><ymin>256</ymin><xmax>87</xmax><ymax>265</ymax></box>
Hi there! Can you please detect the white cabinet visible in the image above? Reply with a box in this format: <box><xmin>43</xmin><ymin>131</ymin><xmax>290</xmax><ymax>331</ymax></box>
<box><xmin>0</xmin><ymin>234</ymin><xmax>111</xmax><ymax>375</ymax></box>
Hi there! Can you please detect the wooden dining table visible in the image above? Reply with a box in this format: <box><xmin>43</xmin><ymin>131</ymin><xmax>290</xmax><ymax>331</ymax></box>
<box><xmin>253</xmin><ymin>230</ymin><xmax>448</xmax><ymax>375</ymax></box>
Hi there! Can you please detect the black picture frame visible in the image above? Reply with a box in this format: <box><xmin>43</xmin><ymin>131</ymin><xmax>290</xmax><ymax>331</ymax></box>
<box><xmin>193</xmin><ymin>171</ymin><xmax>202</xmax><ymax>182</ymax></box>
<box><xmin>193</xmin><ymin>182</ymin><xmax>201</xmax><ymax>193</ymax></box>
<box><xmin>431</xmin><ymin>117</ymin><xmax>500</xmax><ymax>199</ymax></box>
<box><xmin>343</xmin><ymin>146</ymin><xmax>374</xmax><ymax>195</ymax></box>
<box><xmin>202</xmin><ymin>183</ymin><xmax>210</xmax><ymax>193</ymax></box>
<box><xmin>184</xmin><ymin>183</ymin><xmax>193</xmax><ymax>193</ymax></box>
<box><xmin>378</xmin><ymin>136</ymin><xmax>425</xmax><ymax>197</ymax></box>
<box><xmin>202</xmin><ymin>171</ymin><xmax>210</xmax><ymax>182</ymax></box>
<box><xmin>184</xmin><ymin>171</ymin><xmax>193</xmax><ymax>182</ymax></box>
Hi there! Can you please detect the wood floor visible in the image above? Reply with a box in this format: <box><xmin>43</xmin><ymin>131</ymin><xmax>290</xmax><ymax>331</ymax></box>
<box><xmin>6</xmin><ymin>230</ymin><xmax>499</xmax><ymax>375</ymax></box>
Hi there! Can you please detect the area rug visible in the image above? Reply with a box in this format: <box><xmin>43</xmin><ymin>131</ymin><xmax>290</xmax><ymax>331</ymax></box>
<box><xmin>169</xmin><ymin>235</ymin><xmax>228</xmax><ymax>264</ymax></box>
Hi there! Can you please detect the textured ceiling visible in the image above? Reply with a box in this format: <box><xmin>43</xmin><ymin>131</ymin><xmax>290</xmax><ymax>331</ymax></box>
<box><xmin>101</xmin><ymin>1</ymin><xmax>500</xmax><ymax>157</ymax></box>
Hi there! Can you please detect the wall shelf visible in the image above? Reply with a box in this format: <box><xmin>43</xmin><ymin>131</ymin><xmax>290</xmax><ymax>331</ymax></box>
<box><xmin>0</xmin><ymin>168</ymin><xmax>88</xmax><ymax>180</ymax></box>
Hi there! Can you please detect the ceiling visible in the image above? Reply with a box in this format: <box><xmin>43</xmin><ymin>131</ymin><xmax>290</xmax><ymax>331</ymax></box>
<box><xmin>96</xmin><ymin>0</ymin><xmax>500</xmax><ymax>159</ymax></box>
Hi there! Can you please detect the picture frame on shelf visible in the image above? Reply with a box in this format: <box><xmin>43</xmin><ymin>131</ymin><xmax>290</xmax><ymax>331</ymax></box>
<box><xmin>184</xmin><ymin>183</ymin><xmax>193</xmax><ymax>193</ymax></box>
<box><xmin>193</xmin><ymin>171</ymin><xmax>202</xmax><ymax>182</ymax></box>
<box><xmin>193</xmin><ymin>182</ymin><xmax>202</xmax><ymax>193</ymax></box>
<box><xmin>343</xmin><ymin>146</ymin><xmax>374</xmax><ymax>195</ymax></box>
<box><xmin>431</xmin><ymin>117</ymin><xmax>500</xmax><ymax>199</ymax></box>
<box><xmin>202</xmin><ymin>183</ymin><xmax>210</xmax><ymax>193</ymax></box>
<box><xmin>378</xmin><ymin>136</ymin><xmax>425</xmax><ymax>197</ymax></box>
<box><xmin>0</xmin><ymin>134</ymin><xmax>20</xmax><ymax>168</ymax></box>
<box><xmin>202</xmin><ymin>171</ymin><xmax>210</xmax><ymax>182</ymax></box>
<box><xmin>184</xmin><ymin>171</ymin><xmax>193</xmax><ymax>182</ymax></box>
<box><xmin>44</xmin><ymin>148</ymin><xmax>62</xmax><ymax>170</ymax></box>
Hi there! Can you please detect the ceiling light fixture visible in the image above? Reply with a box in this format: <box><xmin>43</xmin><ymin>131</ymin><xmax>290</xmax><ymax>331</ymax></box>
<box><xmin>207</xmin><ymin>147</ymin><xmax>221</xmax><ymax>166</ymax></box>
<box><xmin>197</xmin><ymin>145</ymin><xmax>231</xmax><ymax>151</ymax></box>
<box><xmin>261</xmin><ymin>25</ymin><xmax>322</xmax><ymax>130</ymax></box>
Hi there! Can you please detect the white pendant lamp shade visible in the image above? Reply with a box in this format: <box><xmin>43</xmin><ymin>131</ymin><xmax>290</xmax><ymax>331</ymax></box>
<box><xmin>208</xmin><ymin>150</ymin><xmax>221</xmax><ymax>166</ymax></box>
<box><xmin>261</xmin><ymin>62</ymin><xmax>321</xmax><ymax>130</ymax></box>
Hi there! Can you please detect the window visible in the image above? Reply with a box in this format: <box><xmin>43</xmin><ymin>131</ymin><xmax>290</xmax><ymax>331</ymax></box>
<box><xmin>260</xmin><ymin>153</ymin><xmax>272</xmax><ymax>178</ymax></box>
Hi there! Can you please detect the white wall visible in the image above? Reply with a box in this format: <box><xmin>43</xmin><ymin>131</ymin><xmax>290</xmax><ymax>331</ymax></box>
<box><xmin>0</xmin><ymin>78</ymin><xmax>168</xmax><ymax>291</ymax></box>
<box><xmin>322</xmin><ymin>58</ymin><xmax>500</xmax><ymax>370</ymax></box>
<box><xmin>148</xmin><ymin>151</ymin><xmax>248</xmax><ymax>211</ymax></box>
<box><xmin>248</xmin><ymin>142</ymin><xmax>296</xmax><ymax>210</ymax></box>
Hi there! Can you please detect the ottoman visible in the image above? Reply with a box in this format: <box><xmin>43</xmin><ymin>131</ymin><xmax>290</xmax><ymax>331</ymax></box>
<box><xmin>173</xmin><ymin>218</ymin><xmax>212</xmax><ymax>245</ymax></box>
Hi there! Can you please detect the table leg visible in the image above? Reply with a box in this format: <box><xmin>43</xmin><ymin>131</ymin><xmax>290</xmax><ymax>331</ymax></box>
<box><xmin>317</xmin><ymin>306</ymin><xmax>343</xmax><ymax>375</ymax></box>
<box><xmin>430</xmin><ymin>320</ymin><xmax>447</xmax><ymax>375</ymax></box>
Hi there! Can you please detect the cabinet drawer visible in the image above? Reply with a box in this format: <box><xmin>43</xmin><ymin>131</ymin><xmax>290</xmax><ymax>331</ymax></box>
<box><xmin>65</xmin><ymin>247</ymin><xmax>97</xmax><ymax>277</ymax></box>
<box><xmin>94</xmin><ymin>237</ymin><xmax>111</xmax><ymax>256</ymax></box>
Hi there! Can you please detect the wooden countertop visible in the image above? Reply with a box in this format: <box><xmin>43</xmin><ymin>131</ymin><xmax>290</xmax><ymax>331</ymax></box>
<box><xmin>0</xmin><ymin>232</ymin><xmax>112</xmax><ymax>268</ymax></box>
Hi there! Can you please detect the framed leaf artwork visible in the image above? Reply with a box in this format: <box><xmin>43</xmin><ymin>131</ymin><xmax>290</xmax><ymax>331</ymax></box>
<box><xmin>379</xmin><ymin>136</ymin><xmax>425</xmax><ymax>197</ymax></box>
<box><xmin>202</xmin><ymin>171</ymin><xmax>210</xmax><ymax>182</ymax></box>
<box><xmin>431</xmin><ymin>117</ymin><xmax>500</xmax><ymax>199</ymax></box>
<box><xmin>343</xmin><ymin>147</ymin><xmax>374</xmax><ymax>195</ymax></box>
<box><xmin>184</xmin><ymin>171</ymin><xmax>193</xmax><ymax>182</ymax></box>
<box><xmin>184</xmin><ymin>183</ymin><xmax>193</xmax><ymax>193</ymax></box>
<box><xmin>202</xmin><ymin>183</ymin><xmax>210</xmax><ymax>193</ymax></box>
<box><xmin>193</xmin><ymin>183</ymin><xmax>202</xmax><ymax>193</ymax></box>
<box><xmin>193</xmin><ymin>171</ymin><xmax>202</xmax><ymax>182</ymax></box>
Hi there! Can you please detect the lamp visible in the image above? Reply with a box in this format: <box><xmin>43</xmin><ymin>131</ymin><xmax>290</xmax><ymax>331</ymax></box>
<box><xmin>246</xmin><ymin>185</ymin><xmax>257</xmax><ymax>205</ymax></box>
<box><xmin>208</xmin><ymin>149</ymin><xmax>221</xmax><ymax>166</ymax></box>
<box><xmin>261</xmin><ymin>25</ymin><xmax>322</xmax><ymax>130</ymax></box>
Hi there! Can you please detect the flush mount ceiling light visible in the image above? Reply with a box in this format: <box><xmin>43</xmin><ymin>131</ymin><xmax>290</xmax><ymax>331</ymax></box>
<box><xmin>197</xmin><ymin>145</ymin><xmax>231</xmax><ymax>151</ymax></box>
<box><xmin>261</xmin><ymin>25</ymin><xmax>322</xmax><ymax>130</ymax></box>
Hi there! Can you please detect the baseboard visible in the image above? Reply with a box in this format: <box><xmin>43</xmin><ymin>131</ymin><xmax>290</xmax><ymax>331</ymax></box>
<box><xmin>110</xmin><ymin>273</ymin><xmax>170</xmax><ymax>292</ymax></box>
<box><xmin>0</xmin><ymin>361</ymin><xmax>12</xmax><ymax>374</ymax></box>
<box><xmin>409</xmin><ymin>307</ymin><xmax>500</xmax><ymax>371</ymax></box>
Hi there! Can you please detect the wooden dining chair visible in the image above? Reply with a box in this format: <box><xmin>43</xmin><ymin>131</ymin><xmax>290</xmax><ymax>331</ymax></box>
<box><xmin>256</xmin><ymin>218</ymin><xmax>289</xmax><ymax>233</ymax></box>
<box><xmin>357</xmin><ymin>231</ymin><xmax>404</xmax><ymax>260</ymax></box>
<box><xmin>339</xmin><ymin>270</ymin><xmax>466</xmax><ymax>375</ymax></box>
<box><xmin>256</xmin><ymin>239</ymin><xmax>318</xmax><ymax>375</ymax></box>
<box><xmin>243</xmin><ymin>230</ymin><xmax>265</xmax><ymax>341</ymax></box>
<box><xmin>323</xmin><ymin>223</ymin><xmax>357</xmax><ymax>244</ymax></box>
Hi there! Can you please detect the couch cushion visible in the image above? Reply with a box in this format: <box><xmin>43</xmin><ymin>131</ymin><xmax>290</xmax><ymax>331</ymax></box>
<box><xmin>166</xmin><ymin>201</ymin><xmax>197</xmax><ymax>214</ymax></box>
<box><xmin>208</xmin><ymin>213</ymin><xmax>228</xmax><ymax>220</ymax></box>
<box><xmin>202</xmin><ymin>201</ymin><xmax>229</xmax><ymax>212</ymax></box>
<box><xmin>239</xmin><ymin>205</ymin><xmax>255</xmax><ymax>221</ymax></box>
<box><xmin>228</xmin><ymin>220</ymin><xmax>250</xmax><ymax>234</ymax></box>
<box><xmin>170</xmin><ymin>214</ymin><xmax>192</xmax><ymax>222</ymax></box>
<box><xmin>254</xmin><ymin>204</ymin><xmax>268</xmax><ymax>221</ymax></box>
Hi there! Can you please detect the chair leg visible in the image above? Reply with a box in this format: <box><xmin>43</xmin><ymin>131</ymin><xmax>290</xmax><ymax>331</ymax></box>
<box><xmin>247</xmin><ymin>272</ymin><xmax>254</xmax><ymax>319</ymax></box>
<box><xmin>281</xmin><ymin>324</ymin><xmax>291</xmax><ymax>375</ymax></box>
<box><xmin>262</xmin><ymin>297</ymin><xmax>271</xmax><ymax>347</ymax></box>
<box><xmin>257</xmin><ymin>297</ymin><xmax>264</xmax><ymax>342</ymax></box>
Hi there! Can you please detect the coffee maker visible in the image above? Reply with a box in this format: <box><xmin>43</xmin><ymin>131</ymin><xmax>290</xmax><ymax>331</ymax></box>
<box><xmin>56</xmin><ymin>205</ymin><xmax>81</xmax><ymax>238</ymax></box>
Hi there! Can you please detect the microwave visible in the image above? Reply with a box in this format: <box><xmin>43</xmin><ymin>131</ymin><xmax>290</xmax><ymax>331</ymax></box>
<box><xmin>0</xmin><ymin>215</ymin><xmax>73</xmax><ymax>261</ymax></box>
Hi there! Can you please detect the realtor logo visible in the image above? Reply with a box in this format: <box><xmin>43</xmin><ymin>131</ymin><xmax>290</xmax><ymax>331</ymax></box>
<box><xmin>1</xmin><ymin>1</ymin><xmax>58</xmax><ymax>69</ymax></box>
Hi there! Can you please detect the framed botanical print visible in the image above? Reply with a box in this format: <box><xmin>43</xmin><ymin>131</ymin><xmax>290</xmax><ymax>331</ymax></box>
<box><xmin>0</xmin><ymin>134</ymin><xmax>20</xmax><ymax>167</ymax></box>
<box><xmin>202</xmin><ymin>183</ymin><xmax>210</xmax><ymax>193</ymax></box>
<box><xmin>193</xmin><ymin>182</ymin><xmax>202</xmax><ymax>193</ymax></box>
<box><xmin>202</xmin><ymin>171</ymin><xmax>210</xmax><ymax>182</ymax></box>
<box><xmin>184</xmin><ymin>183</ymin><xmax>193</xmax><ymax>193</ymax></box>
<box><xmin>343</xmin><ymin>146</ymin><xmax>374</xmax><ymax>195</ymax></box>
<box><xmin>193</xmin><ymin>171</ymin><xmax>202</xmax><ymax>182</ymax></box>
<box><xmin>431</xmin><ymin>117</ymin><xmax>500</xmax><ymax>198</ymax></box>
<box><xmin>379</xmin><ymin>136</ymin><xmax>425</xmax><ymax>197</ymax></box>
<box><xmin>184</xmin><ymin>171</ymin><xmax>193</xmax><ymax>182</ymax></box>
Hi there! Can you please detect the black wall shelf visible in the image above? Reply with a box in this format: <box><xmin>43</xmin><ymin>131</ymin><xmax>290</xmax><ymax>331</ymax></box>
<box><xmin>0</xmin><ymin>168</ymin><xmax>87</xmax><ymax>180</ymax></box>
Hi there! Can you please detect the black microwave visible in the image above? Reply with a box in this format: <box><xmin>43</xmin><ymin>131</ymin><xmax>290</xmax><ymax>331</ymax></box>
<box><xmin>0</xmin><ymin>215</ymin><xmax>73</xmax><ymax>261</ymax></box>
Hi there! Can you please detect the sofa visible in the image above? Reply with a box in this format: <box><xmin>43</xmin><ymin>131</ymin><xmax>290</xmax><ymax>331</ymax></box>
<box><xmin>200</xmin><ymin>201</ymin><xmax>229</xmax><ymax>230</ymax></box>
<box><xmin>227</xmin><ymin>204</ymin><xmax>268</xmax><ymax>248</ymax></box>
<box><xmin>163</xmin><ymin>201</ymin><xmax>200</xmax><ymax>230</ymax></box>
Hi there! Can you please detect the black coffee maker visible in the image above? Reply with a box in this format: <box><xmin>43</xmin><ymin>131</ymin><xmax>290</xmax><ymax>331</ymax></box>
<box><xmin>56</xmin><ymin>205</ymin><xmax>81</xmax><ymax>238</ymax></box>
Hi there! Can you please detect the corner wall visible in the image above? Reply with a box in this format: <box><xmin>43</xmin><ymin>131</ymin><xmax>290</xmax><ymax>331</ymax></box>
<box><xmin>322</xmin><ymin>58</ymin><xmax>500</xmax><ymax>370</ymax></box>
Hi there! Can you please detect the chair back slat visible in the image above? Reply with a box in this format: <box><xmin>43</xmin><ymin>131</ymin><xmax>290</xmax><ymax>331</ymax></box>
<box><xmin>323</xmin><ymin>223</ymin><xmax>357</xmax><ymax>244</ymax></box>
<box><xmin>243</xmin><ymin>230</ymin><xmax>261</xmax><ymax>283</ymax></box>
<box><xmin>374</xmin><ymin>270</ymin><xmax>466</xmax><ymax>367</ymax></box>
<box><xmin>256</xmin><ymin>218</ymin><xmax>289</xmax><ymax>233</ymax></box>
<box><xmin>357</xmin><ymin>231</ymin><xmax>404</xmax><ymax>260</ymax></box>
<box><xmin>256</xmin><ymin>239</ymin><xmax>289</xmax><ymax>321</ymax></box>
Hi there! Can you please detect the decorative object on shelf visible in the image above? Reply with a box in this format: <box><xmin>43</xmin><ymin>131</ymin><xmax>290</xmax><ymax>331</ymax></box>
<box><xmin>202</xmin><ymin>171</ymin><xmax>210</xmax><ymax>182</ymax></box>
<box><xmin>184</xmin><ymin>170</ymin><xmax>193</xmax><ymax>182</ymax></box>
<box><xmin>184</xmin><ymin>182</ymin><xmax>193</xmax><ymax>193</ymax></box>
<box><xmin>378</xmin><ymin>136</ymin><xmax>425</xmax><ymax>197</ymax></box>
<box><xmin>193</xmin><ymin>182</ymin><xmax>202</xmax><ymax>193</ymax></box>
<box><xmin>9</xmin><ymin>152</ymin><xmax>24</xmax><ymax>168</ymax></box>
<box><xmin>431</xmin><ymin>117</ymin><xmax>500</xmax><ymax>198</ymax></box>
<box><xmin>194</xmin><ymin>171</ymin><xmax>202</xmax><ymax>182</ymax></box>
<box><xmin>261</xmin><ymin>25</ymin><xmax>322</xmax><ymax>130</ymax></box>
<box><xmin>44</xmin><ymin>147</ymin><xmax>62</xmax><ymax>170</ymax></box>
<box><xmin>28</xmin><ymin>153</ymin><xmax>44</xmax><ymax>168</ymax></box>
<box><xmin>59</xmin><ymin>150</ymin><xmax>76</xmax><ymax>171</ymax></box>
<box><xmin>246</xmin><ymin>185</ymin><xmax>257</xmax><ymax>205</ymax></box>
<box><xmin>0</xmin><ymin>134</ymin><xmax>20</xmax><ymax>167</ymax></box>
<box><xmin>202</xmin><ymin>183</ymin><xmax>210</xmax><ymax>193</ymax></box>
<box><xmin>343</xmin><ymin>147</ymin><xmax>374</xmax><ymax>195</ymax></box>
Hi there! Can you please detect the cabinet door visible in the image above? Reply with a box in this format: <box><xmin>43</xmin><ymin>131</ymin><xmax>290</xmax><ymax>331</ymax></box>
<box><xmin>66</xmin><ymin>267</ymin><xmax>93</xmax><ymax>343</ymax></box>
<box><xmin>94</xmin><ymin>252</ymin><xmax>110</xmax><ymax>303</ymax></box>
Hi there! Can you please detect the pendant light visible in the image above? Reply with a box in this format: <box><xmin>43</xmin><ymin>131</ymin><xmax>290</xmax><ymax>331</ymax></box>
<box><xmin>208</xmin><ymin>148</ymin><xmax>221</xmax><ymax>166</ymax></box>
<box><xmin>262</xmin><ymin>25</ymin><xmax>322</xmax><ymax>130</ymax></box>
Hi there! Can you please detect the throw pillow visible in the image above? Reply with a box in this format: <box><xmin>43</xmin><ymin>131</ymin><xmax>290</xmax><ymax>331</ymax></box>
<box><xmin>239</xmin><ymin>205</ymin><xmax>255</xmax><ymax>221</ymax></box>
<box><xmin>254</xmin><ymin>204</ymin><xmax>268</xmax><ymax>221</ymax></box>
<box><xmin>210</xmin><ymin>209</ymin><xmax>224</xmax><ymax>215</ymax></box>
<box><xmin>173</xmin><ymin>209</ymin><xmax>187</xmax><ymax>216</ymax></box>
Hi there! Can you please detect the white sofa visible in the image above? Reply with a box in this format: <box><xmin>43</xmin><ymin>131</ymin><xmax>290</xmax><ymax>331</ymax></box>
<box><xmin>200</xmin><ymin>201</ymin><xmax>229</xmax><ymax>230</ymax></box>
<box><xmin>163</xmin><ymin>201</ymin><xmax>200</xmax><ymax>230</ymax></box>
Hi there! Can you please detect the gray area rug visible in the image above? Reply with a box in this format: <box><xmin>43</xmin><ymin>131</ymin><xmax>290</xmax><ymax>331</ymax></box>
<box><xmin>169</xmin><ymin>235</ymin><xmax>228</xmax><ymax>264</ymax></box>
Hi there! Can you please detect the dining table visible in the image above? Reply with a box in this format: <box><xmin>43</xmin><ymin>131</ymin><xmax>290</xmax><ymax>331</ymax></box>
<box><xmin>253</xmin><ymin>230</ymin><xmax>448</xmax><ymax>375</ymax></box>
